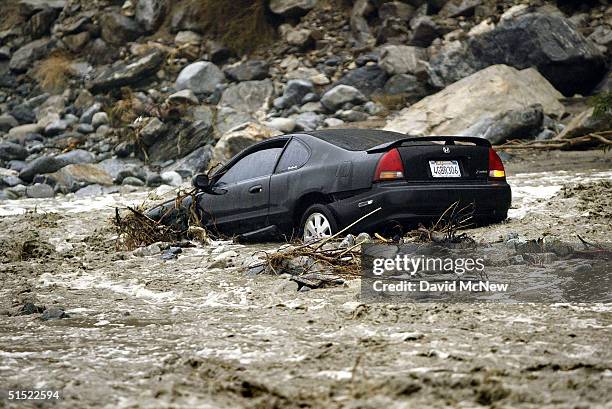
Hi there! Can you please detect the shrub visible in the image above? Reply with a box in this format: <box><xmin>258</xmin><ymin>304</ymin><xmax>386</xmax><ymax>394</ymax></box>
<box><xmin>33</xmin><ymin>52</ymin><xmax>75</xmax><ymax>93</ymax></box>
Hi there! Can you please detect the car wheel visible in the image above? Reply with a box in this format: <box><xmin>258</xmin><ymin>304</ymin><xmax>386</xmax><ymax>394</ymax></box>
<box><xmin>300</xmin><ymin>204</ymin><xmax>338</xmax><ymax>242</ymax></box>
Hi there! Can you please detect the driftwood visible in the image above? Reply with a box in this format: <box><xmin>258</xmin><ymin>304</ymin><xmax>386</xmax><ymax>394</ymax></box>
<box><xmin>496</xmin><ymin>131</ymin><xmax>612</xmax><ymax>150</ymax></box>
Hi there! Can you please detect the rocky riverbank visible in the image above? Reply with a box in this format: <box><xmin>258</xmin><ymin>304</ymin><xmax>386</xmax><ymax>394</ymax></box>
<box><xmin>0</xmin><ymin>0</ymin><xmax>610</xmax><ymax>201</ymax></box>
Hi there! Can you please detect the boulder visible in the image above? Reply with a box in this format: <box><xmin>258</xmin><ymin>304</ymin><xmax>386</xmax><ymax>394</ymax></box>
<box><xmin>174</xmin><ymin>30</ymin><xmax>202</xmax><ymax>46</ymax></box>
<box><xmin>43</xmin><ymin>164</ymin><xmax>114</xmax><ymax>190</ymax></box>
<box><xmin>19</xmin><ymin>156</ymin><xmax>68</xmax><ymax>182</ymax></box>
<box><xmin>468</xmin><ymin>13</ymin><xmax>608</xmax><ymax>96</ymax></box>
<box><xmin>350</xmin><ymin>0</ymin><xmax>375</xmax><ymax>48</ymax></box>
<box><xmin>9</xmin><ymin>124</ymin><xmax>42</xmax><ymax>139</ymax></box>
<box><xmin>0</xmin><ymin>115</ymin><xmax>19</xmax><ymax>132</ymax></box>
<box><xmin>320</xmin><ymin>85</ymin><xmax>367</xmax><ymax>111</ymax></box>
<box><xmin>160</xmin><ymin>171</ymin><xmax>182</xmax><ymax>186</ymax></box>
<box><xmin>458</xmin><ymin>104</ymin><xmax>544</xmax><ymax>144</ymax></box>
<box><xmin>147</xmin><ymin>119</ymin><xmax>214</xmax><ymax>162</ymax></box>
<box><xmin>29</xmin><ymin>7</ymin><xmax>59</xmax><ymax>38</ymax></box>
<box><xmin>295</xmin><ymin>111</ymin><xmax>323</xmax><ymax>131</ymax></box>
<box><xmin>89</xmin><ymin>50</ymin><xmax>164</xmax><ymax>92</ymax></box>
<box><xmin>286</xmin><ymin>28</ymin><xmax>314</xmax><ymax>48</ymax></box>
<box><xmin>167</xmin><ymin>89</ymin><xmax>198</xmax><ymax>104</ymax></box>
<box><xmin>0</xmin><ymin>142</ymin><xmax>28</xmax><ymax>161</ymax></box>
<box><xmin>269</xmin><ymin>0</ymin><xmax>316</xmax><ymax>17</ymax></box>
<box><xmin>91</xmin><ymin>112</ymin><xmax>109</xmax><ymax>129</ymax></box>
<box><xmin>266</xmin><ymin>117</ymin><xmax>296</xmax><ymax>133</ymax></box>
<box><xmin>99</xmin><ymin>12</ymin><xmax>143</xmax><ymax>45</ymax></box>
<box><xmin>135</xmin><ymin>0</ymin><xmax>167</xmax><ymax>32</ymax></box>
<box><xmin>219</xmin><ymin>79</ymin><xmax>274</xmax><ymax>118</ymax></box>
<box><xmin>211</xmin><ymin>122</ymin><xmax>281</xmax><ymax>165</ymax></box>
<box><xmin>409</xmin><ymin>16</ymin><xmax>440</xmax><ymax>47</ymax></box>
<box><xmin>9</xmin><ymin>38</ymin><xmax>53</xmax><ymax>72</ymax></box>
<box><xmin>384</xmin><ymin>73</ymin><xmax>427</xmax><ymax>98</ymax></box>
<box><xmin>215</xmin><ymin>108</ymin><xmax>253</xmax><ymax>136</ymax></box>
<box><xmin>25</xmin><ymin>183</ymin><xmax>55</xmax><ymax>198</ymax></box>
<box><xmin>334</xmin><ymin>65</ymin><xmax>388</xmax><ymax>97</ymax></box>
<box><xmin>274</xmin><ymin>79</ymin><xmax>313</xmax><ymax>109</ymax></box>
<box><xmin>439</xmin><ymin>0</ymin><xmax>480</xmax><ymax>18</ymax></box>
<box><xmin>223</xmin><ymin>60</ymin><xmax>269</xmax><ymax>82</ymax></box>
<box><xmin>384</xmin><ymin>65</ymin><xmax>565</xmax><ymax>136</ymax></box>
<box><xmin>165</xmin><ymin>145</ymin><xmax>213</xmax><ymax>176</ymax></box>
<box><xmin>175</xmin><ymin>61</ymin><xmax>225</xmax><ymax>95</ymax></box>
<box><xmin>55</xmin><ymin>149</ymin><xmax>95</xmax><ymax>165</ymax></box>
<box><xmin>138</xmin><ymin>117</ymin><xmax>166</xmax><ymax>146</ymax></box>
<box><xmin>378</xmin><ymin>45</ymin><xmax>427</xmax><ymax>76</ymax></box>
<box><xmin>379</xmin><ymin>1</ymin><xmax>415</xmax><ymax>21</ymax></box>
<box><xmin>428</xmin><ymin>40</ymin><xmax>481</xmax><ymax>89</ymax></box>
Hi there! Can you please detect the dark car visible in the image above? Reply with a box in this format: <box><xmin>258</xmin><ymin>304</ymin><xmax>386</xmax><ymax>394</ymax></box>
<box><xmin>149</xmin><ymin>129</ymin><xmax>511</xmax><ymax>241</ymax></box>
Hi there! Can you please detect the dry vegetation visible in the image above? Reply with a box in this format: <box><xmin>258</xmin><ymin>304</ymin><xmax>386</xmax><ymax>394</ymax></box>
<box><xmin>189</xmin><ymin>0</ymin><xmax>276</xmax><ymax>54</ymax></box>
<box><xmin>33</xmin><ymin>52</ymin><xmax>75</xmax><ymax>93</ymax></box>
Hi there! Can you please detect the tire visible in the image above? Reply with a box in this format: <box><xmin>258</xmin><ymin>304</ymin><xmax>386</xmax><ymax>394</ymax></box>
<box><xmin>299</xmin><ymin>204</ymin><xmax>339</xmax><ymax>242</ymax></box>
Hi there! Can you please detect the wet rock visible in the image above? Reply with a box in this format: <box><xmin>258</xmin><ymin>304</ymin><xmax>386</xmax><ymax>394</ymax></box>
<box><xmin>321</xmin><ymin>85</ymin><xmax>367</xmax><ymax>112</ymax></box>
<box><xmin>219</xmin><ymin>79</ymin><xmax>274</xmax><ymax>117</ymax></box>
<box><xmin>135</xmin><ymin>0</ymin><xmax>167</xmax><ymax>32</ymax></box>
<box><xmin>41</xmin><ymin>307</ymin><xmax>68</xmax><ymax>321</ymax></box>
<box><xmin>468</xmin><ymin>13</ymin><xmax>608</xmax><ymax>96</ymax></box>
<box><xmin>269</xmin><ymin>0</ymin><xmax>316</xmax><ymax>17</ymax></box>
<box><xmin>286</xmin><ymin>28</ymin><xmax>314</xmax><ymax>48</ymax></box>
<box><xmin>43</xmin><ymin>164</ymin><xmax>114</xmax><ymax>190</ymax></box>
<box><xmin>175</xmin><ymin>61</ymin><xmax>225</xmax><ymax>95</ymax></box>
<box><xmin>44</xmin><ymin>119</ymin><xmax>68</xmax><ymax>136</ymax></box>
<box><xmin>335</xmin><ymin>65</ymin><xmax>388</xmax><ymax>97</ymax></box>
<box><xmin>266</xmin><ymin>117</ymin><xmax>296</xmax><ymax>133</ymax></box>
<box><xmin>25</xmin><ymin>183</ymin><xmax>55</xmax><ymax>198</ymax></box>
<box><xmin>167</xmin><ymin>89</ymin><xmax>198</xmax><ymax>104</ymax></box>
<box><xmin>409</xmin><ymin>16</ymin><xmax>440</xmax><ymax>47</ymax></box>
<box><xmin>138</xmin><ymin>117</ymin><xmax>166</xmax><ymax>146</ymax></box>
<box><xmin>0</xmin><ymin>115</ymin><xmax>19</xmax><ymax>132</ymax></box>
<box><xmin>211</xmin><ymin>122</ymin><xmax>281</xmax><ymax>163</ymax></box>
<box><xmin>274</xmin><ymin>79</ymin><xmax>313</xmax><ymax>109</ymax></box>
<box><xmin>223</xmin><ymin>60</ymin><xmax>269</xmax><ymax>82</ymax></box>
<box><xmin>379</xmin><ymin>45</ymin><xmax>427</xmax><ymax>76</ymax></box>
<box><xmin>0</xmin><ymin>142</ymin><xmax>28</xmax><ymax>161</ymax></box>
<box><xmin>165</xmin><ymin>145</ymin><xmax>213</xmax><ymax>176</ymax></box>
<box><xmin>99</xmin><ymin>12</ymin><xmax>143</xmax><ymax>45</ymax></box>
<box><xmin>384</xmin><ymin>73</ymin><xmax>427</xmax><ymax>98</ymax></box>
<box><xmin>80</xmin><ymin>103</ymin><xmax>102</xmax><ymax>124</ymax></box>
<box><xmin>295</xmin><ymin>111</ymin><xmax>323</xmax><ymax>131</ymax></box>
<box><xmin>122</xmin><ymin>176</ymin><xmax>145</xmax><ymax>186</ymax></box>
<box><xmin>459</xmin><ymin>104</ymin><xmax>544</xmax><ymax>144</ymax></box>
<box><xmin>91</xmin><ymin>112</ymin><xmax>109</xmax><ymax>129</ymax></box>
<box><xmin>89</xmin><ymin>50</ymin><xmax>164</xmax><ymax>93</ymax></box>
<box><xmin>19</xmin><ymin>156</ymin><xmax>67</xmax><ymax>182</ymax></box>
<box><xmin>147</xmin><ymin>119</ymin><xmax>214</xmax><ymax>162</ymax></box>
<box><xmin>160</xmin><ymin>171</ymin><xmax>182</xmax><ymax>187</ymax></box>
<box><xmin>9</xmin><ymin>37</ymin><xmax>54</xmax><ymax>72</ymax></box>
<box><xmin>385</xmin><ymin>65</ymin><xmax>564</xmax><ymax>136</ymax></box>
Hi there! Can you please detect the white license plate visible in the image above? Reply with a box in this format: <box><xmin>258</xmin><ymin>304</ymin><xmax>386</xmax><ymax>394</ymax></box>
<box><xmin>429</xmin><ymin>160</ymin><xmax>461</xmax><ymax>178</ymax></box>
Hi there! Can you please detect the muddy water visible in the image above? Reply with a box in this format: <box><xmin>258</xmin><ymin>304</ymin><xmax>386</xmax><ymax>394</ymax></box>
<box><xmin>0</xmin><ymin>152</ymin><xmax>611</xmax><ymax>408</ymax></box>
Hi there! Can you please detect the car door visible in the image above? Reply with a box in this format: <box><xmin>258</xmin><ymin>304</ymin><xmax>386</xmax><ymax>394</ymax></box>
<box><xmin>199</xmin><ymin>147</ymin><xmax>283</xmax><ymax>235</ymax></box>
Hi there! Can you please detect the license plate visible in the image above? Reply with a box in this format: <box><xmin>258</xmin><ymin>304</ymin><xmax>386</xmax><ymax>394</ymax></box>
<box><xmin>429</xmin><ymin>160</ymin><xmax>461</xmax><ymax>178</ymax></box>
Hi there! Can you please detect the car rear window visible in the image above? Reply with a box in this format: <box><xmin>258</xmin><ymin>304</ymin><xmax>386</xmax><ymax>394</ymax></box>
<box><xmin>307</xmin><ymin>129</ymin><xmax>407</xmax><ymax>151</ymax></box>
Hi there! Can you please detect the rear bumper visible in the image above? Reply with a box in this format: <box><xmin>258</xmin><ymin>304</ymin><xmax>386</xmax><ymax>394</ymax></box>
<box><xmin>328</xmin><ymin>180</ymin><xmax>511</xmax><ymax>231</ymax></box>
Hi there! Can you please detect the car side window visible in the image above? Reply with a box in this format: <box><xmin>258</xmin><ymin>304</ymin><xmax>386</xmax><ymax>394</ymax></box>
<box><xmin>217</xmin><ymin>148</ymin><xmax>283</xmax><ymax>185</ymax></box>
<box><xmin>276</xmin><ymin>140</ymin><xmax>310</xmax><ymax>173</ymax></box>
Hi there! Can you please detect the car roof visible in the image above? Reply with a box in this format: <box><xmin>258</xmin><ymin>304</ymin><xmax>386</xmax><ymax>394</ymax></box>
<box><xmin>304</xmin><ymin>129</ymin><xmax>408</xmax><ymax>151</ymax></box>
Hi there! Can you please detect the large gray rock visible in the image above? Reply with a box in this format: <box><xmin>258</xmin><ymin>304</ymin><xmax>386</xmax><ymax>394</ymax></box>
<box><xmin>99</xmin><ymin>12</ymin><xmax>143</xmax><ymax>45</ymax></box>
<box><xmin>9</xmin><ymin>38</ymin><xmax>53</xmax><ymax>72</ymax></box>
<box><xmin>147</xmin><ymin>119</ymin><xmax>214</xmax><ymax>162</ymax></box>
<box><xmin>0</xmin><ymin>115</ymin><xmax>19</xmax><ymax>132</ymax></box>
<box><xmin>274</xmin><ymin>79</ymin><xmax>313</xmax><ymax>109</ymax></box>
<box><xmin>320</xmin><ymin>85</ymin><xmax>367</xmax><ymax>112</ymax></box>
<box><xmin>378</xmin><ymin>45</ymin><xmax>427</xmax><ymax>76</ymax></box>
<box><xmin>55</xmin><ymin>149</ymin><xmax>95</xmax><ymax>165</ymax></box>
<box><xmin>468</xmin><ymin>13</ymin><xmax>608</xmax><ymax>96</ymax></box>
<box><xmin>439</xmin><ymin>0</ymin><xmax>481</xmax><ymax>18</ymax></box>
<box><xmin>384</xmin><ymin>73</ymin><xmax>427</xmax><ymax>99</ymax></box>
<box><xmin>334</xmin><ymin>65</ymin><xmax>388</xmax><ymax>97</ymax></box>
<box><xmin>556</xmin><ymin>107</ymin><xmax>611</xmax><ymax>139</ymax></box>
<box><xmin>409</xmin><ymin>16</ymin><xmax>440</xmax><ymax>47</ymax></box>
<box><xmin>211</xmin><ymin>123</ymin><xmax>281</xmax><ymax>165</ymax></box>
<box><xmin>219</xmin><ymin>79</ymin><xmax>274</xmax><ymax>117</ymax></box>
<box><xmin>19</xmin><ymin>156</ymin><xmax>68</xmax><ymax>182</ymax></box>
<box><xmin>350</xmin><ymin>0</ymin><xmax>375</xmax><ymax>48</ymax></box>
<box><xmin>269</xmin><ymin>0</ymin><xmax>317</xmax><ymax>17</ymax></box>
<box><xmin>224</xmin><ymin>59</ymin><xmax>269</xmax><ymax>82</ymax></box>
<box><xmin>135</xmin><ymin>0</ymin><xmax>167</xmax><ymax>32</ymax></box>
<box><xmin>175</xmin><ymin>61</ymin><xmax>225</xmax><ymax>95</ymax></box>
<box><xmin>384</xmin><ymin>65</ymin><xmax>565</xmax><ymax>136</ymax></box>
<box><xmin>43</xmin><ymin>164</ymin><xmax>113</xmax><ymax>191</ymax></box>
<box><xmin>165</xmin><ymin>145</ymin><xmax>213</xmax><ymax>176</ymax></box>
<box><xmin>459</xmin><ymin>104</ymin><xmax>544</xmax><ymax>144</ymax></box>
<box><xmin>89</xmin><ymin>50</ymin><xmax>164</xmax><ymax>92</ymax></box>
<box><xmin>0</xmin><ymin>142</ymin><xmax>28</xmax><ymax>161</ymax></box>
<box><xmin>138</xmin><ymin>117</ymin><xmax>166</xmax><ymax>146</ymax></box>
<box><xmin>428</xmin><ymin>40</ymin><xmax>480</xmax><ymax>89</ymax></box>
<box><xmin>25</xmin><ymin>183</ymin><xmax>55</xmax><ymax>198</ymax></box>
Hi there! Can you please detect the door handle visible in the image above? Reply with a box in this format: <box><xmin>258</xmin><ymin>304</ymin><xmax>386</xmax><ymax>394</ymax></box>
<box><xmin>248</xmin><ymin>185</ymin><xmax>263</xmax><ymax>194</ymax></box>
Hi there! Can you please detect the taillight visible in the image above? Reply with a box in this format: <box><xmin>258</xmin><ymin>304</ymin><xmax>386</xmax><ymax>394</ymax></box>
<box><xmin>488</xmin><ymin>148</ymin><xmax>505</xmax><ymax>179</ymax></box>
<box><xmin>374</xmin><ymin>148</ymin><xmax>405</xmax><ymax>181</ymax></box>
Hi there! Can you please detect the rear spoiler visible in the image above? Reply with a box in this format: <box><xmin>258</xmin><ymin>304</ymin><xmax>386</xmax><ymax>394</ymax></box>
<box><xmin>367</xmin><ymin>136</ymin><xmax>491</xmax><ymax>153</ymax></box>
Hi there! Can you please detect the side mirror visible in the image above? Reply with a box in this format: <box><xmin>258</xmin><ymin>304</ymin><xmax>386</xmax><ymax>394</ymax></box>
<box><xmin>192</xmin><ymin>173</ymin><xmax>209</xmax><ymax>190</ymax></box>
